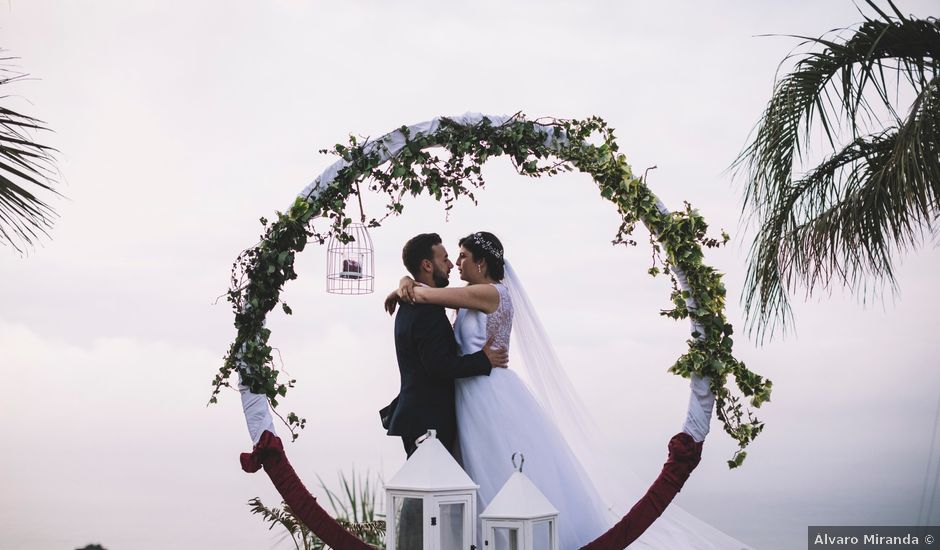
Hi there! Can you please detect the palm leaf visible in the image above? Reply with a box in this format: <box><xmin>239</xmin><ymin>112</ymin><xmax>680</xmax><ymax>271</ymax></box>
<box><xmin>736</xmin><ymin>1</ymin><xmax>940</xmax><ymax>339</ymax></box>
<box><xmin>0</xmin><ymin>54</ymin><xmax>60</xmax><ymax>254</ymax></box>
<box><xmin>247</xmin><ymin>497</ymin><xmax>308</xmax><ymax>549</ymax></box>
<box><xmin>250</xmin><ymin>469</ymin><xmax>387</xmax><ymax>550</ymax></box>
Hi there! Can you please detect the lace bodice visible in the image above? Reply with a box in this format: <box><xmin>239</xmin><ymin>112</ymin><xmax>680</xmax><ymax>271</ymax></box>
<box><xmin>454</xmin><ymin>283</ymin><xmax>513</xmax><ymax>356</ymax></box>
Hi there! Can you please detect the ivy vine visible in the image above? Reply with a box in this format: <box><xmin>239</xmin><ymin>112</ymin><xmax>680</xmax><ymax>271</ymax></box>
<box><xmin>211</xmin><ymin>114</ymin><xmax>772</xmax><ymax>467</ymax></box>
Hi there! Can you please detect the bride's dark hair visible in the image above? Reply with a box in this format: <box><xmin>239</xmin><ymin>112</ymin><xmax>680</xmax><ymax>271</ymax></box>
<box><xmin>458</xmin><ymin>231</ymin><xmax>505</xmax><ymax>281</ymax></box>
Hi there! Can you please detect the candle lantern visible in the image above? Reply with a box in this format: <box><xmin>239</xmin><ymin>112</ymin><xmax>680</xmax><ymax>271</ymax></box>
<box><xmin>480</xmin><ymin>454</ymin><xmax>559</xmax><ymax>550</ymax></box>
<box><xmin>385</xmin><ymin>430</ymin><xmax>479</xmax><ymax>550</ymax></box>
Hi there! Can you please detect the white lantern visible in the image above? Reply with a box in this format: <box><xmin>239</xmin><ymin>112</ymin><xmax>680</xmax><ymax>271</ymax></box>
<box><xmin>385</xmin><ymin>430</ymin><xmax>479</xmax><ymax>550</ymax></box>
<box><xmin>480</xmin><ymin>454</ymin><xmax>559</xmax><ymax>550</ymax></box>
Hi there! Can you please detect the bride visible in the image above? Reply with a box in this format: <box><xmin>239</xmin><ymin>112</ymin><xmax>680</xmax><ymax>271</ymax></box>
<box><xmin>387</xmin><ymin>231</ymin><xmax>751</xmax><ymax>549</ymax></box>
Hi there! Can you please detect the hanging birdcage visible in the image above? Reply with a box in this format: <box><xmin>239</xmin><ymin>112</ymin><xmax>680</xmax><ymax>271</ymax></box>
<box><xmin>326</xmin><ymin>221</ymin><xmax>374</xmax><ymax>294</ymax></box>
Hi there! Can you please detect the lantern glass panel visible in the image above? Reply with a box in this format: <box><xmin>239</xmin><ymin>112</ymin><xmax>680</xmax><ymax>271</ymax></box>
<box><xmin>533</xmin><ymin>520</ymin><xmax>553</xmax><ymax>549</ymax></box>
<box><xmin>394</xmin><ymin>496</ymin><xmax>424</xmax><ymax>550</ymax></box>
<box><xmin>492</xmin><ymin>527</ymin><xmax>519</xmax><ymax>550</ymax></box>
<box><xmin>438</xmin><ymin>502</ymin><xmax>464</xmax><ymax>549</ymax></box>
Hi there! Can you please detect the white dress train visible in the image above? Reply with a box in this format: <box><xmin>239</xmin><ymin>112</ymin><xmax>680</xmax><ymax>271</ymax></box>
<box><xmin>453</xmin><ymin>282</ymin><xmax>753</xmax><ymax>550</ymax></box>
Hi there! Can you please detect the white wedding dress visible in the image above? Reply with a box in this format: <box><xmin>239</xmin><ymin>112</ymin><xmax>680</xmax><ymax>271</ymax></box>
<box><xmin>452</xmin><ymin>277</ymin><xmax>754</xmax><ymax>550</ymax></box>
<box><xmin>454</xmin><ymin>282</ymin><xmax>612</xmax><ymax>548</ymax></box>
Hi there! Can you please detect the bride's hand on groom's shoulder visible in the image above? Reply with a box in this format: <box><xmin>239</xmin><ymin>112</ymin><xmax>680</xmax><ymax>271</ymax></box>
<box><xmin>384</xmin><ymin>275</ymin><xmax>417</xmax><ymax>315</ymax></box>
<box><xmin>384</xmin><ymin>291</ymin><xmax>400</xmax><ymax>315</ymax></box>
<box><xmin>398</xmin><ymin>276</ymin><xmax>417</xmax><ymax>303</ymax></box>
<box><xmin>483</xmin><ymin>336</ymin><xmax>509</xmax><ymax>368</ymax></box>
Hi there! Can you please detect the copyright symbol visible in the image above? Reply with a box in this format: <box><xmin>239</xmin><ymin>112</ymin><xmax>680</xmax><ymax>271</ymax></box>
<box><xmin>927</xmin><ymin>534</ymin><xmax>935</xmax><ymax>544</ymax></box>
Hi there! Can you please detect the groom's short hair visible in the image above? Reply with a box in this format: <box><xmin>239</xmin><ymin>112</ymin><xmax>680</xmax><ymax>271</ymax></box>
<box><xmin>403</xmin><ymin>233</ymin><xmax>442</xmax><ymax>278</ymax></box>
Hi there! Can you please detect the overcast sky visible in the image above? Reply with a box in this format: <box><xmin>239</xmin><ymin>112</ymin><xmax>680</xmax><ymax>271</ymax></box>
<box><xmin>2</xmin><ymin>2</ymin><xmax>939</xmax><ymax>549</ymax></box>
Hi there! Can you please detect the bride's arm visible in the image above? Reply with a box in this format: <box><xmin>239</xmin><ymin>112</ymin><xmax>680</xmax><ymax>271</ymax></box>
<box><xmin>398</xmin><ymin>276</ymin><xmax>500</xmax><ymax>313</ymax></box>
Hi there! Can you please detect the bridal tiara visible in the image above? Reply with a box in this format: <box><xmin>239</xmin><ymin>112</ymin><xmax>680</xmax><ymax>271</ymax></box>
<box><xmin>471</xmin><ymin>232</ymin><xmax>503</xmax><ymax>260</ymax></box>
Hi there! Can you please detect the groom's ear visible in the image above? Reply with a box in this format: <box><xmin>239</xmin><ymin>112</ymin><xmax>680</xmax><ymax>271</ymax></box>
<box><xmin>420</xmin><ymin>258</ymin><xmax>433</xmax><ymax>274</ymax></box>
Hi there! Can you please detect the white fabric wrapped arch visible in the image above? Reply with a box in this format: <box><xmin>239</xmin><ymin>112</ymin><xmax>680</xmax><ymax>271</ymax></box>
<box><xmin>652</xmin><ymin>197</ymin><xmax>716</xmax><ymax>443</ymax></box>
<box><xmin>242</xmin><ymin>112</ymin><xmax>714</xmax><ymax>445</ymax></box>
<box><xmin>239</xmin><ymin>113</ymin><xmax>715</xmax><ymax>444</ymax></box>
<box><xmin>241</xmin><ymin>378</ymin><xmax>277</xmax><ymax>445</ymax></box>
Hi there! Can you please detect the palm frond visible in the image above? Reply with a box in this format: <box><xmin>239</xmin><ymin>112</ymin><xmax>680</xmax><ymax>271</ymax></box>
<box><xmin>0</xmin><ymin>55</ymin><xmax>60</xmax><ymax>254</ymax></box>
<box><xmin>338</xmin><ymin>519</ymin><xmax>387</xmax><ymax>542</ymax></box>
<box><xmin>314</xmin><ymin>469</ymin><xmax>385</xmax><ymax>547</ymax></box>
<box><xmin>736</xmin><ymin>2</ymin><xmax>940</xmax><ymax>339</ymax></box>
<box><xmin>249</xmin><ymin>469</ymin><xmax>387</xmax><ymax>550</ymax></box>
<box><xmin>247</xmin><ymin>497</ymin><xmax>307</xmax><ymax>549</ymax></box>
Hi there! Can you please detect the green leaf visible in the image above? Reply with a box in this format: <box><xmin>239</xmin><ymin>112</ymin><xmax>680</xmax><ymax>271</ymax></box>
<box><xmin>727</xmin><ymin>451</ymin><xmax>747</xmax><ymax>469</ymax></box>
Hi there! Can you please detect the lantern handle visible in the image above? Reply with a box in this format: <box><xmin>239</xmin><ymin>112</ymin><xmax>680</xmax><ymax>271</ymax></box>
<box><xmin>417</xmin><ymin>429</ymin><xmax>437</xmax><ymax>446</ymax></box>
<box><xmin>511</xmin><ymin>452</ymin><xmax>524</xmax><ymax>472</ymax></box>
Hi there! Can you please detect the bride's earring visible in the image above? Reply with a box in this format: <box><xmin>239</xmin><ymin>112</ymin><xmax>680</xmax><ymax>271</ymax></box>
<box><xmin>477</xmin><ymin>263</ymin><xmax>483</xmax><ymax>274</ymax></box>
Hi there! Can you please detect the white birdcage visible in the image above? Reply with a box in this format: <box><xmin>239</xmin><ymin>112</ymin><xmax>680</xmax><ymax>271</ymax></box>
<box><xmin>385</xmin><ymin>430</ymin><xmax>479</xmax><ymax>550</ymax></box>
<box><xmin>480</xmin><ymin>453</ymin><xmax>559</xmax><ymax>550</ymax></box>
<box><xmin>326</xmin><ymin>221</ymin><xmax>374</xmax><ymax>294</ymax></box>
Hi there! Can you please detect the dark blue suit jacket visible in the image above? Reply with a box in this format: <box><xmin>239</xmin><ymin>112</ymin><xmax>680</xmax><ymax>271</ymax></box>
<box><xmin>382</xmin><ymin>302</ymin><xmax>491</xmax><ymax>448</ymax></box>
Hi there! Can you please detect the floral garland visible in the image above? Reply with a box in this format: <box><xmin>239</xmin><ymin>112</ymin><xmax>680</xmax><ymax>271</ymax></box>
<box><xmin>211</xmin><ymin>114</ymin><xmax>772</xmax><ymax>467</ymax></box>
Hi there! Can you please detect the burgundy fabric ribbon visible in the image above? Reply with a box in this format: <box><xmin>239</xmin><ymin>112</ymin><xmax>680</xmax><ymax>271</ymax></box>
<box><xmin>240</xmin><ymin>430</ymin><xmax>373</xmax><ymax>550</ymax></box>
<box><xmin>581</xmin><ymin>432</ymin><xmax>704</xmax><ymax>550</ymax></box>
<box><xmin>240</xmin><ymin>430</ymin><xmax>284</xmax><ymax>473</ymax></box>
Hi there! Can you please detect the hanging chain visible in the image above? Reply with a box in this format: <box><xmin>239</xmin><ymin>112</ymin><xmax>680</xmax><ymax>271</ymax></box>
<box><xmin>354</xmin><ymin>180</ymin><xmax>366</xmax><ymax>223</ymax></box>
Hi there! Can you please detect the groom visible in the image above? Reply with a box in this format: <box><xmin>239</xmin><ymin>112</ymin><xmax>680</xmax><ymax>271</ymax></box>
<box><xmin>381</xmin><ymin>232</ymin><xmax>507</xmax><ymax>458</ymax></box>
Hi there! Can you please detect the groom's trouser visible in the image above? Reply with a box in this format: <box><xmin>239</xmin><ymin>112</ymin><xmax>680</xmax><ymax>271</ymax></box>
<box><xmin>397</xmin><ymin>496</ymin><xmax>422</xmax><ymax>550</ymax></box>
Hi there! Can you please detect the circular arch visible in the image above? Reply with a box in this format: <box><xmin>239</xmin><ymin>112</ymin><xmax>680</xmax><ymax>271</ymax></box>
<box><xmin>215</xmin><ymin>113</ymin><xmax>772</xmax><ymax>546</ymax></box>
